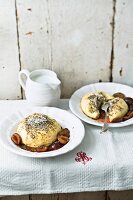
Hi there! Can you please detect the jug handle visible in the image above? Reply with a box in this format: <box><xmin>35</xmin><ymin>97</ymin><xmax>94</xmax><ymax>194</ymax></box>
<box><xmin>18</xmin><ymin>69</ymin><xmax>30</xmax><ymax>90</ymax></box>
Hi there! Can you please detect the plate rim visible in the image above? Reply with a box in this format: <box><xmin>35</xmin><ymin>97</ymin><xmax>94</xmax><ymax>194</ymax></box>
<box><xmin>0</xmin><ymin>107</ymin><xmax>85</xmax><ymax>158</ymax></box>
<box><xmin>69</xmin><ymin>82</ymin><xmax>133</xmax><ymax>128</ymax></box>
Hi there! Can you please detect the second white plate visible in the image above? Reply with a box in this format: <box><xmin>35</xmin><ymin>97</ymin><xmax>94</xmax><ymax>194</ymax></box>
<box><xmin>69</xmin><ymin>82</ymin><xmax>133</xmax><ymax>127</ymax></box>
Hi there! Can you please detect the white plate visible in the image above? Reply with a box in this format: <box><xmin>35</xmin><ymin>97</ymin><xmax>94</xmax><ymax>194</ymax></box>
<box><xmin>0</xmin><ymin>107</ymin><xmax>85</xmax><ymax>158</ymax></box>
<box><xmin>69</xmin><ymin>82</ymin><xmax>133</xmax><ymax>127</ymax></box>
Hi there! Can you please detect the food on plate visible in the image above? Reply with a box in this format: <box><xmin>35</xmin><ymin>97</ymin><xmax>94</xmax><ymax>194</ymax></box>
<box><xmin>113</xmin><ymin>92</ymin><xmax>125</xmax><ymax>99</ymax></box>
<box><xmin>107</xmin><ymin>97</ymin><xmax>128</xmax><ymax>122</ymax></box>
<box><xmin>80</xmin><ymin>91</ymin><xmax>113</xmax><ymax>120</ymax></box>
<box><xmin>11</xmin><ymin>133</ymin><xmax>21</xmax><ymax>145</ymax></box>
<box><xmin>81</xmin><ymin>91</ymin><xmax>133</xmax><ymax>123</ymax></box>
<box><xmin>17</xmin><ymin>113</ymin><xmax>62</xmax><ymax>148</ymax></box>
<box><xmin>124</xmin><ymin>97</ymin><xmax>133</xmax><ymax>110</ymax></box>
<box><xmin>11</xmin><ymin>113</ymin><xmax>70</xmax><ymax>152</ymax></box>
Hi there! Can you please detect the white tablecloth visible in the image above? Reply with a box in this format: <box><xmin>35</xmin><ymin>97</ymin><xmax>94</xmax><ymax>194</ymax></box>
<box><xmin>0</xmin><ymin>100</ymin><xmax>133</xmax><ymax>195</ymax></box>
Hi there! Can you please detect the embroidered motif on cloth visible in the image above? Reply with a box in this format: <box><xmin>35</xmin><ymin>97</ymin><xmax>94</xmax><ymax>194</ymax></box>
<box><xmin>75</xmin><ymin>151</ymin><xmax>92</xmax><ymax>165</ymax></box>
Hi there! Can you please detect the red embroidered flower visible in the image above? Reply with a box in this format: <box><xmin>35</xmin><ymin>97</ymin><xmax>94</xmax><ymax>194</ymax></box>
<box><xmin>75</xmin><ymin>151</ymin><xmax>92</xmax><ymax>165</ymax></box>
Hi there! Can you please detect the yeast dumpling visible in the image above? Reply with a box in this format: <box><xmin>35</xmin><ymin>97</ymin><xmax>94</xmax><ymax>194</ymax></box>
<box><xmin>80</xmin><ymin>92</ymin><xmax>105</xmax><ymax>119</ymax></box>
<box><xmin>108</xmin><ymin>97</ymin><xmax>128</xmax><ymax>122</ymax></box>
<box><xmin>17</xmin><ymin>113</ymin><xmax>61</xmax><ymax>148</ymax></box>
<box><xmin>80</xmin><ymin>91</ymin><xmax>128</xmax><ymax>122</ymax></box>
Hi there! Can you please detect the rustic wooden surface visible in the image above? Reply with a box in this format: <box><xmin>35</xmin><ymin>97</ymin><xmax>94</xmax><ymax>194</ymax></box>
<box><xmin>0</xmin><ymin>0</ymin><xmax>21</xmax><ymax>99</ymax></box>
<box><xmin>29</xmin><ymin>192</ymin><xmax>105</xmax><ymax>200</ymax></box>
<box><xmin>0</xmin><ymin>0</ymin><xmax>132</xmax><ymax>99</ymax></box>
<box><xmin>113</xmin><ymin>0</ymin><xmax>133</xmax><ymax>86</ymax></box>
<box><xmin>15</xmin><ymin>0</ymin><xmax>113</xmax><ymax>98</ymax></box>
<box><xmin>1</xmin><ymin>191</ymin><xmax>133</xmax><ymax>200</ymax></box>
<box><xmin>47</xmin><ymin>0</ymin><xmax>113</xmax><ymax>97</ymax></box>
<box><xmin>0</xmin><ymin>0</ymin><xmax>133</xmax><ymax>199</ymax></box>
<box><xmin>0</xmin><ymin>196</ymin><xmax>29</xmax><ymax>200</ymax></box>
<box><xmin>107</xmin><ymin>190</ymin><xmax>133</xmax><ymax>200</ymax></box>
<box><xmin>16</xmin><ymin>0</ymin><xmax>51</xmax><ymax>71</ymax></box>
<box><xmin>0</xmin><ymin>192</ymin><xmax>108</xmax><ymax>200</ymax></box>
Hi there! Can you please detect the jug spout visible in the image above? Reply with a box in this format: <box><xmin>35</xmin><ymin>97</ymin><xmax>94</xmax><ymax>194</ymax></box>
<box><xmin>49</xmin><ymin>79</ymin><xmax>61</xmax><ymax>90</ymax></box>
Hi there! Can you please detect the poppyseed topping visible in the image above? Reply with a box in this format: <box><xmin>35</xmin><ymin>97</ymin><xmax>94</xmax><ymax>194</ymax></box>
<box><xmin>88</xmin><ymin>94</ymin><xmax>104</xmax><ymax>112</ymax></box>
<box><xmin>27</xmin><ymin>113</ymin><xmax>48</xmax><ymax>129</ymax></box>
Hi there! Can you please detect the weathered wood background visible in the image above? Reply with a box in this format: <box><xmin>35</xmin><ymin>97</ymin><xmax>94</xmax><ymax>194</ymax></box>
<box><xmin>0</xmin><ymin>0</ymin><xmax>132</xmax><ymax>100</ymax></box>
<box><xmin>0</xmin><ymin>0</ymin><xmax>133</xmax><ymax>199</ymax></box>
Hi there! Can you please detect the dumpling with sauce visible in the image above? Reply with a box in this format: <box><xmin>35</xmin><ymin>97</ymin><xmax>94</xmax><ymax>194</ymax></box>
<box><xmin>17</xmin><ymin>113</ymin><xmax>62</xmax><ymax>148</ymax></box>
<box><xmin>80</xmin><ymin>92</ymin><xmax>105</xmax><ymax>119</ymax></box>
<box><xmin>81</xmin><ymin>90</ymin><xmax>128</xmax><ymax>122</ymax></box>
<box><xmin>108</xmin><ymin>97</ymin><xmax>128</xmax><ymax>122</ymax></box>
<box><xmin>80</xmin><ymin>91</ymin><xmax>114</xmax><ymax>119</ymax></box>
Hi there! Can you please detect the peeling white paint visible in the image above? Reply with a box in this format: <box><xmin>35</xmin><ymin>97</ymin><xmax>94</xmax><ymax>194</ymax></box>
<box><xmin>0</xmin><ymin>0</ymin><xmax>132</xmax><ymax>99</ymax></box>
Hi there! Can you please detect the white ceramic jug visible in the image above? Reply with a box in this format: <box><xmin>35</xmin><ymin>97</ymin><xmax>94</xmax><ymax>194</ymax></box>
<box><xmin>18</xmin><ymin>69</ymin><xmax>61</xmax><ymax>106</ymax></box>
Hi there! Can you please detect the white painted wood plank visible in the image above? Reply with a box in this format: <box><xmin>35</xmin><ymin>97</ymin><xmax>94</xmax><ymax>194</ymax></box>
<box><xmin>0</xmin><ymin>0</ymin><xmax>21</xmax><ymax>99</ymax></box>
<box><xmin>113</xmin><ymin>0</ymin><xmax>133</xmax><ymax>86</ymax></box>
<box><xmin>16</xmin><ymin>0</ymin><xmax>51</xmax><ymax>71</ymax></box>
<box><xmin>49</xmin><ymin>0</ymin><xmax>113</xmax><ymax>97</ymax></box>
